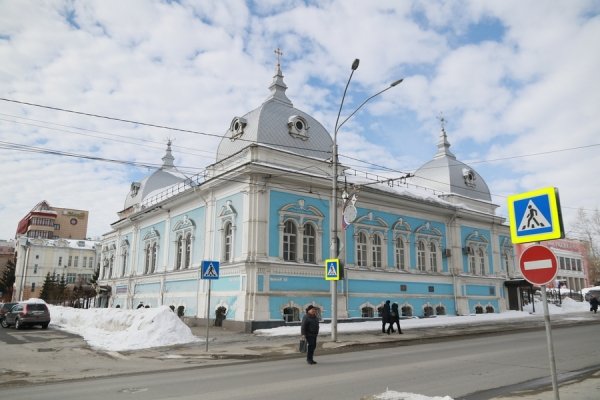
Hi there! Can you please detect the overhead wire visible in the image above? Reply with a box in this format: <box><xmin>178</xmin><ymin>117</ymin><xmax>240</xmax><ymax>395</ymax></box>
<box><xmin>1</xmin><ymin>97</ymin><xmax>599</xmax><ymax>216</ymax></box>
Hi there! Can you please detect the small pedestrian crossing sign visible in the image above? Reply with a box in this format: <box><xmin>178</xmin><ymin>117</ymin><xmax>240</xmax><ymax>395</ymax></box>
<box><xmin>507</xmin><ymin>187</ymin><xmax>564</xmax><ymax>244</ymax></box>
<box><xmin>201</xmin><ymin>260</ymin><xmax>220</xmax><ymax>280</ymax></box>
<box><xmin>325</xmin><ymin>259</ymin><xmax>340</xmax><ymax>281</ymax></box>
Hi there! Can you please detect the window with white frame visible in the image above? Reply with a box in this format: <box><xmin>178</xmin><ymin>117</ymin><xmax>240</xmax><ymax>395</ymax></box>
<box><xmin>395</xmin><ymin>236</ymin><xmax>407</xmax><ymax>270</ymax></box>
<box><xmin>353</xmin><ymin>213</ymin><xmax>389</xmax><ymax>269</ymax></box>
<box><xmin>278</xmin><ymin>200</ymin><xmax>324</xmax><ymax>264</ymax></box>
<box><xmin>143</xmin><ymin>227</ymin><xmax>160</xmax><ymax>274</ymax></box>
<box><xmin>172</xmin><ymin>215</ymin><xmax>195</xmax><ymax>270</ymax></box>
<box><xmin>283</xmin><ymin>220</ymin><xmax>297</xmax><ymax>261</ymax></box>
<box><xmin>478</xmin><ymin>248</ymin><xmax>486</xmax><ymax>275</ymax></box>
<box><xmin>223</xmin><ymin>222</ymin><xmax>232</xmax><ymax>262</ymax></box>
<box><xmin>464</xmin><ymin>231</ymin><xmax>489</xmax><ymax>276</ymax></box>
<box><xmin>372</xmin><ymin>233</ymin><xmax>383</xmax><ymax>269</ymax></box>
<box><xmin>303</xmin><ymin>223</ymin><xmax>316</xmax><ymax>263</ymax></box>
<box><xmin>417</xmin><ymin>240</ymin><xmax>426</xmax><ymax>271</ymax></box>
<box><xmin>356</xmin><ymin>231</ymin><xmax>368</xmax><ymax>267</ymax></box>
<box><xmin>430</xmin><ymin>242</ymin><xmax>438</xmax><ymax>272</ymax></box>
<box><xmin>415</xmin><ymin>222</ymin><xmax>443</xmax><ymax>273</ymax></box>
<box><xmin>120</xmin><ymin>239</ymin><xmax>129</xmax><ymax>277</ymax></box>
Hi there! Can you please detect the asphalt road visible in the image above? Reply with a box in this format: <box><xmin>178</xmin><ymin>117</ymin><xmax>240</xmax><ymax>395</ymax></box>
<box><xmin>3</xmin><ymin>324</ymin><xmax>599</xmax><ymax>400</ymax></box>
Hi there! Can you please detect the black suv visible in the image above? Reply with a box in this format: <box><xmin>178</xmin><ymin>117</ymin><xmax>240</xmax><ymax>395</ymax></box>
<box><xmin>2</xmin><ymin>302</ymin><xmax>50</xmax><ymax>329</ymax></box>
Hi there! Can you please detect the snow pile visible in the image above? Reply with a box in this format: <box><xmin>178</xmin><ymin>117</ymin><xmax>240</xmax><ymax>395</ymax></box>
<box><xmin>524</xmin><ymin>296</ymin><xmax>591</xmax><ymax>314</ymax></box>
<box><xmin>49</xmin><ymin>305</ymin><xmax>201</xmax><ymax>351</ymax></box>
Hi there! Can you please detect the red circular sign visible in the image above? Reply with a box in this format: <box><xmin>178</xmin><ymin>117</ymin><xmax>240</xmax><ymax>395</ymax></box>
<box><xmin>519</xmin><ymin>245</ymin><xmax>558</xmax><ymax>285</ymax></box>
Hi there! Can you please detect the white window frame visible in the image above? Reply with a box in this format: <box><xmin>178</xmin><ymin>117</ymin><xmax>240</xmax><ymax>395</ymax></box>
<box><xmin>172</xmin><ymin>215</ymin><xmax>195</xmax><ymax>270</ymax></box>
<box><xmin>278</xmin><ymin>200</ymin><xmax>324</xmax><ymax>264</ymax></box>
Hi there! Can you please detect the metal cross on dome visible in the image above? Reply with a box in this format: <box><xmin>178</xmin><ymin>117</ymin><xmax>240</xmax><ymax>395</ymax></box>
<box><xmin>274</xmin><ymin>48</ymin><xmax>283</xmax><ymax>66</ymax></box>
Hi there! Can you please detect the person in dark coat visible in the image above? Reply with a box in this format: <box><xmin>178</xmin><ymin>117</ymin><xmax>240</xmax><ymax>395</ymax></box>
<box><xmin>387</xmin><ymin>303</ymin><xmax>403</xmax><ymax>334</ymax></box>
<box><xmin>301</xmin><ymin>305</ymin><xmax>320</xmax><ymax>365</ymax></box>
<box><xmin>590</xmin><ymin>296</ymin><xmax>599</xmax><ymax>314</ymax></box>
<box><xmin>381</xmin><ymin>300</ymin><xmax>393</xmax><ymax>333</ymax></box>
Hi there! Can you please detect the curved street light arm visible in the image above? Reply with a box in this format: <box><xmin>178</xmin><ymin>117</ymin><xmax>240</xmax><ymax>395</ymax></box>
<box><xmin>336</xmin><ymin>79</ymin><xmax>403</xmax><ymax>134</ymax></box>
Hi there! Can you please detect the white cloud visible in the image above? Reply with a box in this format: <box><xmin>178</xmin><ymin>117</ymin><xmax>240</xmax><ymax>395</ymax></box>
<box><xmin>0</xmin><ymin>0</ymin><xmax>599</xmax><ymax>240</ymax></box>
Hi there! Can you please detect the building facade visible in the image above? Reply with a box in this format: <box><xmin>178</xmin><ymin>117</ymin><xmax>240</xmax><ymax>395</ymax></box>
<box><xmin>13</xmin><ymin>238</ymin><xmax>98</xmax><ymax>302</ymax></box>
<box><xmin>16</xmin><ymin>200</ymin><xmax>89</xmax><ymax>240</ymax></box>
<box><xmin>97</xmin><ymin>62</ymin><xmax>517</xmax><ymax>331</ymax></box>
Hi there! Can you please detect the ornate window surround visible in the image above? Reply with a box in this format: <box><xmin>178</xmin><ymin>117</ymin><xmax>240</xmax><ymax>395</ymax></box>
<box><xmin>464</xmin><ymin>230</ymin><xmax>489</xmax><ymax>276</ymax></box>
<box><xmin>143</xmin><ymin>227</ymin><xmax>160</xmax><ymax>274</ymax></box>
<box><xmin>415</xmin><ymin>222</ymin><xmax>442</xmax><ymax>273</ymax></box>
<box><xmin>353</xmin><ymin>212</ymin><xmax>389</xmax><ymax>269</ymax></box>
<box><xmin>393</xmin><ymin>218</ymin><xmax>411</xmax><ymax>271</ymax></box>
<box><xmin>120</xmin><ymin>239</ymin><xmax>129</xmax><ymax>277</ymax></box>
<box><xmin>172</xmin><ymin>215</ymin><xmax>195</xmax><ymax>270</ymax></box>
<box><xmin>278</xmin><ymin>200</ymin><xmax>324</xmax><ymax>264</ymax></box>
<box><xmin>218</xmin><ymin>201</ymin><xmax>237</xmax><ymax>263</ymax></box>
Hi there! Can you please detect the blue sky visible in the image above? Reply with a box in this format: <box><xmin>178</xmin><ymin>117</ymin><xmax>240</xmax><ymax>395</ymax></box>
<box><xmin>1</xmin><ymin>0</ymin><xmax>599</xmax><ymax>240</ymax></box>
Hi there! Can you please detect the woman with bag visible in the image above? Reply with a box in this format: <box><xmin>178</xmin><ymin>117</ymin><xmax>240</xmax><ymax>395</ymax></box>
<box><xmin>300</xmin><ymin>305</ymin><xmax>320</xmax><ymax>365</ymax></box>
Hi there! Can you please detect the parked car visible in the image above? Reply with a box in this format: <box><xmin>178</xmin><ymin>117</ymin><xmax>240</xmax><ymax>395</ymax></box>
<box><xmin>0</xmin><ymin>302</ymin><xmax>18</xmax><ymax>327</ymax></box>
<box><xmin>2</xmin><ymin>301</ymin><xmax>50</xmax><ymax>329</ymax></box>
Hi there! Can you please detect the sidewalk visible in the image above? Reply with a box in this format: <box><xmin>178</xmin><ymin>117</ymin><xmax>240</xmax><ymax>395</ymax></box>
<box><xmin>1</xmin><ymin>313</ymin><xmax>598</xmax><ymax>399</ymax></box>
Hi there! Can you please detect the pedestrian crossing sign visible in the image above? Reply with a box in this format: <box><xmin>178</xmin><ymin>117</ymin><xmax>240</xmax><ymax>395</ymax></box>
<box><xmin>201</xmin><ymin>260</ymin><xmax>220</xmax><ymax>280</ymax></box>
<box><xmin>507</xmin><ymin>187</ymin><xmax>564</xmax><ymax>244</ymax></box>
<box><xmin>325</xmin><ymin>259</ymin><xmax>340</xmax><ymax>281</ymax></box>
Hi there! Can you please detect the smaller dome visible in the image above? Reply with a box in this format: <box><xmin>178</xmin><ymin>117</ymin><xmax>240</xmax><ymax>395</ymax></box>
<box><xmin>410</xmin><ymin>127</ymin><xmax>491</xmax><ymax>202</ymax></box>
<box><xmin>123</xmin><ymin>141</ymin><xmax>186</xmax><ymax>210</ymax></box>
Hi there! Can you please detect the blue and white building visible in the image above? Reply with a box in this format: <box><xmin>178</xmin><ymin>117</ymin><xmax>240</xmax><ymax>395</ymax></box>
<box><xmin>97</xmin><ymin>61</ymin><xmax>517</xmax><ymax>331</ymax></box>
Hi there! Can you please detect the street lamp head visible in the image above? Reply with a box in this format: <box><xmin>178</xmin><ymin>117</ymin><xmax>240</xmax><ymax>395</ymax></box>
<box><xmin>390</xmin><ymin>78</ymin><xmax>404</xmax><ymax>87</ymax></box>
<box><xmin>351</xmin><ymin>59</ymin><xmax>360</xmax><ymax>71</ymax></box>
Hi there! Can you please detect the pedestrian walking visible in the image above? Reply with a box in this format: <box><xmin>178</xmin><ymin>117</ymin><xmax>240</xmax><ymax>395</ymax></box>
<box><xmin>590</xmin><ymin>296</ymin><xmax>599</xmax><ymax>314</ymax></box>
<box><xmin>387</xmin><ymin>302</ymin><xmax>403</xmax><ymax>334</ymax></box>
<box><xmin>301</xmin><ymin>305</ymin><xmax>320</xmax><ymax>365</ymax></box>
<box><xmin>381</xmin><ymin>300</ymin><xmax>393</xmax><ymax>333</ymax></box>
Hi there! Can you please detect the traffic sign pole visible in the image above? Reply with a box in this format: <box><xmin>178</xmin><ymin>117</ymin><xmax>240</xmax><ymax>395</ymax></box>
<box><xmin>541</xmin><ymin>285</ymin><xmax>560</xmax><ymax>400</ymax></box>
<box><xmin>205</xmin><ymin>280</ymin><xmax>211</xmax><ymax>352</ymax></box>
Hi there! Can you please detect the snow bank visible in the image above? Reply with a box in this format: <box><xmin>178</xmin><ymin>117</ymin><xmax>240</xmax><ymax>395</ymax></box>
<box><xmin>48</xmin><ymin>305</ymin><xmax>202</xmax><ymax>351</ymax></box>
<box><xmin>372</xmin><ymin>390</ymin><xmax>453</xmax><ymax>400</ymax></box>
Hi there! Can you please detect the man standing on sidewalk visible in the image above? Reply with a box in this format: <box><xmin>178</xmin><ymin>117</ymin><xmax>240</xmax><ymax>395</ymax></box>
<box><xmin>301</xmin><ymin>305</ymin><xmax>320</xmax><ymax>365</ymax></box>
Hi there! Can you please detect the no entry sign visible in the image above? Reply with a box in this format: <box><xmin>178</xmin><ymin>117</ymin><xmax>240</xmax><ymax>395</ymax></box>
<box><xmin>519</xmin><ymin>245</ymin><xmax>558</xmax><ymax>286</ymax></box>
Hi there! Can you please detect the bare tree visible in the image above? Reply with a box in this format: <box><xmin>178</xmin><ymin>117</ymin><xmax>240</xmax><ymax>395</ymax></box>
<box><xmin>574</xmin><ymin>208</ymin><xmax>600</xmax><ymax>285</ymax></box>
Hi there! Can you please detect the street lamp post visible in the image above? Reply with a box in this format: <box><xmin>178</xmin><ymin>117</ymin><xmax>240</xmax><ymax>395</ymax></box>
<box><xmin>330</xmin><ymin>60</ymin><xmax>403</xmax><ymax>341</ymax></box>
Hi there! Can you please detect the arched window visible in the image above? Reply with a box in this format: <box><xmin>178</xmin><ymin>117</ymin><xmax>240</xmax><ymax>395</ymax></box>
<box><xmin>486</xmin><ymin>305</ymin><xmax>495</xmax><ymax>313</ymax></box>
<box><xmin>372</xmin><ymin>234</ymin><xmax>382</xmax><ymax>268</ymax></box>
<box><xmin>424</xmin><ymin>305</ymin><xmax>434</xmax><ymax>317</ymax></box>
<box><xmin>429</xmin><ymin>242</ymin><xmax>438</xmax><ymax>272</ymax></box>
<box><xmin>303</xmin><ymin>223</ymin><xmax>316</xmax><ymax>263</ymax></box>
<box><xmin>478</xmin><ymin>248</ymin><xmax>486</xmax><ymax>275</ymax></box>
<box><xmin>224</xmin><ymin>222</ymin><xmax>232</xmax><ymax>262</ymax></box>
<box><xmin>121</xmin><ymin>251</ymin><xmax>127</xmax><ymax>277</ymax></box>
<box><xmin>475</xmin><ymin>305</ymin><xmax>484</xmax><ymax>314</ymax></box>
<box><xmin>417</xmin><ymin>240</ymin><xmax>426</xmax><ymax>271</ymax></box>
<box><xmin>176</xmin><ymin>235</ymin><xmax>183</xmax><ymax>270</ymax></box>
<box><xmin>469</xmin><ymin>251</ymin><xmax>477</xmax><ymax>275</ymax></box>
<box><xmin>145</xmin><ymin>244</ymin><xmax>151</xmax><ymax>274</ymax></box>
<box><xmin>401</xmin><ymin>305</ymin><xmax>413</xmax><ymax>317</ymax></box>
<box><xmin>356</xmin><ymin>232</ymin><xmax>367</xmax><ymax>267</ymax></box>
<box><xmin>151</xmin><ymin>243</ymin><xmax>158</xmax><ymax>273</ymax></box>
<box><xmin>283</xmin><ymin>307</ymin><xmax>300</xmax><ymax>322</ymax></box>
<box><xmin>283</xmin><ymin>220</ymin><xmax>297</xmax><ymax>261</ymax></box>
<box><xmin>436</xmin><ymin>305</ymin><xmax>446</xmax><ymax>315</ymax></box>
<box><xmin>184</xmin><ymin>232</ymin><xmax>192</xmax><ymax>268</ymax></box>
<box><xmin>361</xmin><ymin>307</ymin><xmax>374</xmax><ymax>318</ymax></box>
<box><xmin>108</xmin><ymin>256</ymin><xmax>114</xmax><ymax>278</ymax></box>
<box><xmin>395</xmin><ymin>237</ymin><xmax>406</xmax><ymax>270</ymax></box>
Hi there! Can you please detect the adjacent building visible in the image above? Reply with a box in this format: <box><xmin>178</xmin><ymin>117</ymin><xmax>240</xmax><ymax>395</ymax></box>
<box><xmin>13</xmin><ymin>201</ymin><xmax>96</xmax><ymax>302</ymax></box>
<box><xmin>16</xmin><ymin>200</ymin><xmax>89</xmax><ymax>240</ymax></box>
<box><xmin>12</xmin><ymin>237</ymin><xmax>98</xmax><ymax>302</ymax></box>
<box><xmin>97</xmin><ymin>61</ymin><xmax>519</xmax><ymax>331</ymax></box>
